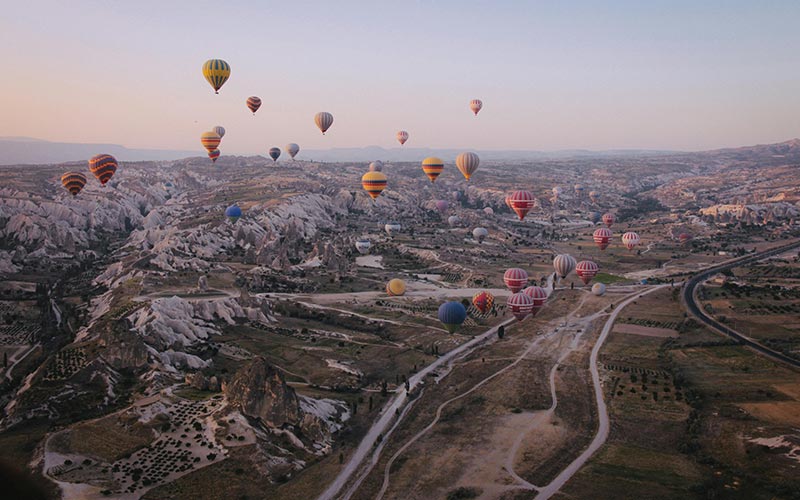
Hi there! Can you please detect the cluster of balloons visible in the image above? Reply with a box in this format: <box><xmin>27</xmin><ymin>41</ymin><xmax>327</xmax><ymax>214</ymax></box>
<box><xmin>60</xmin><ymin>154</ymin><xmax>119</xmax><ymax>196</ymax></box>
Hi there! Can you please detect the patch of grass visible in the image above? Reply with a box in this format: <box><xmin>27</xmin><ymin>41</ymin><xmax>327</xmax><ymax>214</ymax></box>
<box><xmin>594</xmin><ymin>272</ymin><xmax>628</xmax><ymax>284</ymax></box>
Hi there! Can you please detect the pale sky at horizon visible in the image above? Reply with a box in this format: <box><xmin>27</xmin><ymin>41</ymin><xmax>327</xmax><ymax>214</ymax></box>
<box><xmin>2</xmin><ymin>0</ymin><xmax>799</xmax><ymax>154</ymax></box>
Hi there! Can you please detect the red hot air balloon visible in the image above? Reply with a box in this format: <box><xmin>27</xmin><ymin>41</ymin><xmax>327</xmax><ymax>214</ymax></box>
<box><xmin>208</xmin><ymin>149</ymin><xmax>221</xmax><ymax>163</ymax></box>
<box><xmin>576</xmin><ymin>260</ymin><xmax>599</xmax><ymax>285</ymax></box>
<box><xmin>602</xmin><ymin>212</ymin><xmax>615</xmax><ymax>228</ymax></box>
<box><xmin>508</xmin><ymin>292</ymin><xmax>534</xmax><ymax>321</ymax></box>
<box><xmin>622</xmin><ymin>232</ymin><xmax>641</xmax><ymax>251</ymax></box>
<box><xmin>435</xmin><ymin>200</ymin><xmax>449</xmax><ymax>214</ymax></box>
<box><xmin>523</xmin><ymin>286</ymin><xmax>548</xmax><ymax>316</ymax></box>
<box><xmin>503</xmin><ymin>268</ymin><xmax>528</xmax><ymax>293</ymax></box>
<box><xmin>679</xmin><ymin>233</ymin><xmax>693</xmax><ymax>246</ymax></box>
<box><xmin>593</xmin><ymin>227</ymin><xmax>612</xmax><ymax>250</ymax></box>
<box><xmin>246</xmin><ymin>96</ymin><xmax>262</xmax><ymax>114</ymax></box>
<box><xmin>472</xmin><ymin>291</ymin><xmax>495</xmax><ymax>314</ymax></box>
<box><xmin>508</xmin><ymin>191</ymin><xmax>535</xmax><ymax>221</ymax></box>
<box><xmin>397</xmin><ymin>130</ymin><xmax>409</xmax><ymax>145</ymax></box>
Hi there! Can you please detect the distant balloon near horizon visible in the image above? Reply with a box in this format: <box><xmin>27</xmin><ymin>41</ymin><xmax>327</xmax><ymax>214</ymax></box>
<box><xmin>455</xmin><ymin>152</ymin><xmax>480</xmax><ymax>182</ymax></box>
<box><xmin>268</xmin><ymin>147</ymin><xmax>280</xmax><ymax>162</ymax></box>
<box><xmin>246</xmin><ymin>96</ymin><xmax>262</xmax><ymax>115</ymax></box>
<box><xmin>88</xmin><ymin>154</ymin><xmax>118</xmax><ymax>185</ymax></box>
<box><xmin>61</xmin><ymin>171</ymin><xmax>87</xmax><ymax>196</ymax></box>
<box><xmin>369</xmin><ymin>160</ymin><xmax>384</xmax><ymax>172</ymax></box>
<box><xmin>285</xmin><ymin>143</ymin><xmax>300</xmax><ymax>159</ymax></box>
<box><xmin>396</xmin><ymin>130</ymin><xmax>409</xmax><ymax>145</ymax></box>
<box><xmin>469</xmin><ymin>99</ymin><xmax>483</xmax><ymax>116</ymax></box>
<box><xmin>212</xmin><ymin>126</ymin><xmax>226</xmax><ymax>139</ymax></box>
<box><xmin>200</xmin><ymin>131</ymin><xmax>221</xmax><ymax>153</ymax></box>
<box><xmin>315</xmin><ymin>112</ymin><xmax>334</xmax><ymax>134</ymax></box>
<box><xmin>202</xmin><ymin>59</ymin><xmax>230</xmax><ymax>94</ymax></box>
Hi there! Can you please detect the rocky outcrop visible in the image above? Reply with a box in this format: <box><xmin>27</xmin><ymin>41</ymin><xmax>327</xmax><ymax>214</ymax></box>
<box><xmin>99</xmin><ymin>325</ymin><xmax>150</xmax><ymax>370</ymax></box>
<box><xmin>224</xmin><ymin>357</ymin><xmax>300</xmax><ymax>428</ymax></box>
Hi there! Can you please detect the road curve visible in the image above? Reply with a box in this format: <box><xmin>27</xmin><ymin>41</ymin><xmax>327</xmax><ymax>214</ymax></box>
<box><xmin>535</xmin><ymin>284</ymin><xmax>670</xmax><ymax>499</ymax></box>
<box><xmin>682</xmin><ymin>240</ymin><xmax>800</xmax><ymax>369</ymax></box>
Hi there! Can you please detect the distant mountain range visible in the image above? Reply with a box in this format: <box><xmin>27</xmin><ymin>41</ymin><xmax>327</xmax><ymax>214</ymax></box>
<box><xmin>1</xmin><ymin>136</ymin><xmax>799</xmax><ymax>165</ymax></box>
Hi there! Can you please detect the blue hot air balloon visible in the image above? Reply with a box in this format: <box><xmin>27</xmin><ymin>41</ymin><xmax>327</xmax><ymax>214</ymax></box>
<box><xmin>590</xmin><ymin>211</ymin><xmax>602</xmax><ymax>224</ymax></box>
<box><xmin>225</xmin><ymin>204</ymin><xmax>242</xmax><ymax>222</ymax></box>
<box><xmin>438</xmin><ymin>301</ymin><xmax>467</xmax><ymax>333</ymax></box>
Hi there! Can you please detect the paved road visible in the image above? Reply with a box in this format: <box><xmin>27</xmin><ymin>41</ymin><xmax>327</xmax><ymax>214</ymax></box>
<box><xmin>534</xmin><ymin>284</ymin><xmax>670</xmax><ymax>499</ymax></box>
<box><xmin>682</xmin><ymin>240</ymin><xmax>800</xmax><ymax>369</ymax></box>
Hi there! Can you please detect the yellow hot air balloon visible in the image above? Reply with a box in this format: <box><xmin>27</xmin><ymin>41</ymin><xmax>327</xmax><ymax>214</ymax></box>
<box><xmin>361</xmin><ymin>171</ymin><xmax>387</xmax><ymax>200</ymax></box>
<box><xmin>421</xmin><ymin>157</ymin><xmax>444</xmax><ymax>183</ymax></box>
<box><xmin>201</xmin><ymin>131</ymin><xmax>221</xmax><ymax>153</ymax></box>
<box><xmin>455</xmin><ymin>152</ymin><xmax>480</xmax><ymax>181</ymax></box>
<box><xmin>315</xmin><ymin>112</ymin><xmax>334</xmax><ymax>134</ymax></box>
<box><xmin>386</xmin><ymin>278</ymin><xmax>406</xmax><ymax>296</ymax></box>
<box><xmin>202</xmin><ymin>59</ymin><xmax>231</xmax><ymax>94</ymax></box>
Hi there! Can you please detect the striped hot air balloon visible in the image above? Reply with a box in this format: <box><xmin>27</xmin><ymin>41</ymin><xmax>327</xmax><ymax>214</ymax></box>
<box><xmin>469</xmin><ymin>99</ymin><xmax>483</xmax><ymax>116</ymax></box>
<box><xmin>447</xmin><ymin>215</ymin><xmax>460</xmax><ymax>227</ymax></box>
<box><xmin>355</xmin><ymin>239</ymin><xmax>371</xmax><ymax>254</ymax></box>
<box><xmin>268</xmin><ymin>147</ymin><xmax>281</xmax><ymax>162</ymax></box>
<box><xmin>88</xmin><ymin>154</ymin><xmax>118</xmax><ymax>185</ymax></box>
<box><xmin>455</xmin><ymin>152</ymin><xmax>479</xmax><ymax>182</ymax></box>
<box><xmin>61</xmin><ymin>172</ymin><xmax>87</xmax><ymax>196</ymax></box>
<box><xmin>369</xmin><ymin>160</ymin><xmax>384</xmax><ymax>172</ymax></box>
<box><xmin>503</xmin><ymin>268</ymin><xmax>529</xmax><ymax>293</ymax></box>
<box><xmin>212</xmin><ymin>126</ymin><xmax>226</xmax><ymax>139</ymax></box>
<box><xmin>508</xmin><ymin>292</ymin><xmax>534</xmax><ymax>321</ymax></box>
<box><xmin>285</xmin><ymin>143</ymin><xmax>300</xmax><ymax>159</ymax></box>
<box><xmin>246</xmin><ymin>96</ymin><xmax>262</xmax><ymax>115</ymax></box>
<box><xmin>396</xmin><ymin>130</ymin><xmax>409</xmax><ymax>145</ymax></box>
<box><xmin>592</xmin><ymin>283</ymin><xmax>606</xmax><ymax>296</ymax></box>
<box><xmin>593</xmin><ymin>227</ymin><xmax>612</xmax><ymax>250</ymax></box>
<box><xmin>589</xmin><ymin>190</ymin><xmax>599</xmax><ymax>203</ymax></box>
<box><xmin>508</xmin><ymin>191</ymin><xmax>535</xmax><ymax>221</ymax></box>
<box><xmin>438</xmin><ymin>301</ymin><xmax>467</xmax><ymax>333</ymax></box>
<box><xmin>202</xmin><ymin>59</ymin><xmax>230</xmax><ymax>94</ymax></box>
<box><xmin>421</xmin><ymin>157</ymin><xmax>444</xmax><ymax>183</ymax></box>
<box><xmin>602</xmin><ymin>213</ymin><xmax>615</xmax><ymax>228</ymax></box>
<box><xmin>386</xmin><ymin>278</ymin><xmax>406</xmax><ymax>296</ymax></box>
<box><xmin>208</xmin><ymin>149</ymin><xmax>221</xmax><ymax>163</ymax></box>
<box><xmin>576</xmin><ymin>260</ymin><xmax>599</xmax><ymax>285</ymax></box>
<box><xmin>622</xmin><ymin>232</ymin><xmax>641</xmax><ymax>251</ymax></box>
<box><xmin>385</xmin><ymin>222</ymin><xmax>401</xmax><ymax>236</ymax></box>
<box><xmin>472</xmin><ymin>227</ymin><xmax>488</xmax><ymax>243</ymax></box>
<box><xmin>472</xmin><ymin>291</ymin><xmax>494</xmax><ymax>314</ymax></box>
<box><xmin>361</xmin><ymin>171</ymin><xmax>387</xmax><ymax>200</ymax></box>
<box><xmin>200</xmin><ymin>131</ymin><xmax>221</xmax><ymax>152</ymax></box>
<box><xmin>553</xmin><ymin>254</ymin><xmax>577</xmax><ymax>279</ymax></box>
<box><xmin>523</xmin><ymin>286</ymin><xmax>548</xmax><ymax>316</ymax></box>
<box><xmin>315</xmin><ymin>112</ymin><xmax>334</xmax><ymax>134</ymax></box>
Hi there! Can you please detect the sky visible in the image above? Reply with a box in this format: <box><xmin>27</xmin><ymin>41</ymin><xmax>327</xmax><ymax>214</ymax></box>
<box><xmin>1</xmin><ymin>0</ymin><xmax>799</xmax><ymax>154</ymax></box>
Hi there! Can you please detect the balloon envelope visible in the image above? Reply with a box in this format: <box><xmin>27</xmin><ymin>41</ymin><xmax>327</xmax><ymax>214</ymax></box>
<box><xmin>438</xmin><ymin>302</ymin><xmax>467</xmax><ymax>333</ymax></box>
<box><xmin>61</xmin><ymin>172</ymin><xmax>87</xmax><ymax>196</ymax></box>
<box><xmin>455</xmin><ymin>152</ymin><xmax>480</xmax><ymax>181</ymax></box>
<box><xmin>315</xmin><ymin>112</ymin><xmax>334</xmax><ymax>134</ymax></box>
<box><xmin>88</xmin><ymin>154</ymin><xmax>118</xmax><ymax>185</ymax></box>
<box><xmin>202</xmin><ymin>59</ymin><xmax>230</xmax><ymax>93</ymax></box>
<box><xmin>285</xmin><ymin>143</ymin><xmax>300</xmax><ymax>159</ymax></box>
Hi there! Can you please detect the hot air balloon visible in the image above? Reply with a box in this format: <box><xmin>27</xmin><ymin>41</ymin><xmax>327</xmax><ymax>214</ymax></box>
<box><xmin>508</xmin><ymin>191</ymin><xmax>535</xmax><ymax>221</ymax></box>
<box><xmin>285</xmin><ymin>143</ymin><xmax>300</xmax><ymax>160</ymax></box>
<box><xmin>246</xmin><ymin>96</ymin><xmax>262</xmax><ymax>115</ymax></box>
<box><xmin>369</xmin><ymin>160</ymin><xmax>384</xmax><ymax>172</ymax></box>
<box><xmin>455</xmin><ymin>152</ymin><xmax>480</xmax><ymax>182</ymax></box>
<box><xmin>362</xmin><ymin>171</ymin><xmax>387</xmax><ymax>200</ymax></box>
<box><xmin>447</xmin><ymin>215</ymin><xmax>460</xmax><ymax>227</ymax></box>
<box><xmin>576</xmin><ymin>260</ymin><xmax>599</xmax><ymax>285</ymax></box>
<box><xmin>473</xmin><ymin>227</ymin><xmax>488</xmax><ymax>243</ymax></box>
<box><xmin>504</xmin><ymin>194</ymin><xmax>513</xmax><ymax>210</ymax></box>
<box><xmin>355</xmin><ymin>239</ymin><xmax>371</xmax><ymax>254</ymax></box>
<box><xmin>552</xmin><ymin>186</ymin><xmax>563</xmax><ymax>201</ymax></box>
<box><xmin>201</xmin><ymin>131</ymin><xmax>221</xmax><ymax>152</ymax></box>
<box><xmin>469</xmin><ymin>99</ymin><xmax>483</xmax><ymax>116</ymax></box>
<box><xmin>589</xmin><ymin>190</ymin><xmax>599</xmax><ymax>204</ymax></box>
<box><xmin>622</xmin><ymin>232</ymin><xmax>641</xmax><ymax>251</ymax></box>
<box><xmin>508</xmin><ymin>292</ymin><xmax>534</xmax><ymax>321</ymax></box>
<box><xmin>421</xmin><ymin>157</ymin><xmax>444</xmax><ymax>183</ymax></box>
<box><xmin>452</xmin><ymin>191</ymin><xmax>461</xmax><ymax>201</ymax></box>
<box><xmin>593</xmin><ymin>227</ymin><xmax>612</xmax><ymax>250</ymax></box>
<box><xmin>268</xmin><ymin>147</ymin><xmax>281</xmax><ymax>162</ymax></box>
<box><xmin>590</xmin><ymin>211</ymin><xmax>602</xmax><ymax>224</ymax></box>
<box><xmin>315</xmin><ymin>112</ymin><xmax>334</xmax><ymax>134</ymax></box>
<box><xmin>553</xmin><ymin>254</ymin><xmax>577</xmax><ymax>279</ymax></box>
<box><xmin>574</xmin><ymin>184</ymin><xmax>585</xmax><ymax>197</ymax></box>
<box><xmin>213</xmin><ymin>126</ymin><xmax>226</xmax><ymax>139</ymax></box>
<box><xmin>602</xmin><ymin>213</ymin><xmax>615</xmax><ymax>228</ymax></box>
<box><xmin>386</xmin><ymin>278</ymin><xmax>406</xmax><ymax>296</ymax></box>
<box><xmin>523</xmin><ymin>286</ymin><xmax>548</xmax><ymax>316</ymax></box>
<box><xmin>385</xmin><ymin>222</ymin><xmax>401</xmax><ymax>236</ymax></box>
<box><xmin>225</xmin><ymin>204</ymin><xmax>242</xmax><ymax>223</ymax></box>
<box><xmin>435</xmin><ymin>200</ymin><xmax>449</xmax><ymax>214</ymax></box>
<box><xmin>438</xmin><ymin>302</ymin><xmax>467</xmax><ymax>333</ymax></box>
<box><xmin>483</xmin><ymin>207</ymin><xmax>494</xmax><ymax>216</ymax></box>
<box><xmin>88</xmin><ymin>154</ymin><xmax>118</xmax><ymax>185</ymax></box>
<box><xmin>202</xmin><ymin>59</ymin><xmax>230</xmax><ymax>94</ymax></box>
<box><xmin>208</xmin><ymin>149</ymin><xmax>221</xmax><ymax>163</ymax></box>
<box><xmin>397</xmin><ymin>130</ymin><xmax>409</xmax><ymax>145</ymax></box>
<box><xmin>503</xmin><ymin>268</ymin><xmax>529</xmax><ymax>293</ymax></box>
<box><xmin>61</xmin><ymin>172</ymin><xmax>87</xmax><ymax>196</ymax></box>
<box><xmin>679</xmin><ymin>233</ymin><xmax>693</xmax><ymax>246</ymax></box>
<box><xmin>592</xmin><ymin>283</ymin><xmax>606</xmax><ymax>296</ymax></box>
<box><xmin>472</xmin><ymin>291</ymin><xmax>494</xmax><ymax>314</ymax></box>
